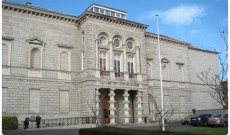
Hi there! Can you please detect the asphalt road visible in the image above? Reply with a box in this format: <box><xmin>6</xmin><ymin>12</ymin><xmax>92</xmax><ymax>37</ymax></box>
<box><xmin>2</xmin><ymin>129</ymin><xmax>79</xmax><ymax>135</ymax></box>
<box><xmin>2</xmin><ymin>124</ymin><xmax>210</xmax><ymax>135</ymax></box>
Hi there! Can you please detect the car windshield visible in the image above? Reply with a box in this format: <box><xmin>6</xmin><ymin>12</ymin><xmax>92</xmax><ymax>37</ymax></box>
<box><xmin>213</xmin><ymin>114</ymin><xmax>222</xmax><ymax>117</ymax></box>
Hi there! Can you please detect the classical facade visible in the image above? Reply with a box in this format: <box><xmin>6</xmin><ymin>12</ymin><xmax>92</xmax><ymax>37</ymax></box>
<box><xmin>2</xmin><ymin>1</ymin><xmax>222</xmax><ymax>125</ymax></box>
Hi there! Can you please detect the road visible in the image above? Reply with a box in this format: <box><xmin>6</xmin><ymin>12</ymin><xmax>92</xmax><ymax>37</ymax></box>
<box><xmin>2</xmin><ymin>129</ymin><xmax>79</xmax><ymax>135</ymax></box>
<box><xmin>2</xmin><ymin>124</ymin><xmax>210</xmax><ymax>135</ymax></box>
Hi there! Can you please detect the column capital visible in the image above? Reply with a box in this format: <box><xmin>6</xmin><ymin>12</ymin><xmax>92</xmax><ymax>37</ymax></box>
<box><xmin>110</xmin><ymin>88</ymin><xmax>115</xmax><ymax>91</ymax></box>
<box><xmin>124</xmin><ymin>89</ymin><xmax>129</xmax><ymax>92</ymax></box>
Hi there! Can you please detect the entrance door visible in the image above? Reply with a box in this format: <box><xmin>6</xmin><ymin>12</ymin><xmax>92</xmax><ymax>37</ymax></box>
<box><xmin>102</xmin><ymin>96</ymin><xmax>110</xmax><ymax>124</ymax></box>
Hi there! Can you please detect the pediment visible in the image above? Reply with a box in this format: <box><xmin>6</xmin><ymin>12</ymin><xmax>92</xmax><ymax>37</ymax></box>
<box><xmin>161</xmin><ymin>57</ymin><xmax>170</xmax><ymax>63</ymax></box>
<box><xmin>27</xmin><ymin>37</ymin><xmax>45</xmax><ymax>45</ymax></box>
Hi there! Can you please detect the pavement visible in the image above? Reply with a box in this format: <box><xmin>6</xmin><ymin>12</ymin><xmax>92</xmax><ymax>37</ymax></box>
<box><xmin>2</xmin><ymin>123</ymin><xmax>210</xmax><ymax>135</ymax></box>
<box><xmin>2</xmin><ymin>129</ymin><xmax>79</xmax><ymax>135</ymax></box>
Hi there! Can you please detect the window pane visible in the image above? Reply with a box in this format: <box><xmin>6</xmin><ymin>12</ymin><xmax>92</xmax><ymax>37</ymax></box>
<box><xmin>111</xmin><ymin>12</ymin><xmax>115</xmax><ymax>16</ymax></box>
<box><xmin>121</xmin><ymin>14</ymin><xmax>125</xmax><ymax>19</ymax></box>
<box><xmin>100</xmin><ymin>9</ymin><xmax>104</xmax><ymax>14</ymax></box>
<box><xmin>116</xmin><ymin>13</ymin><xmax>121</xmax><ymax>17</ymax></box>
<box><xmin>95</xmin><ymin>7</ymin><xmax>99</xmax><ymax>13</ymax></box>
<box><xmin>103</xmin><ymin>59</ymin><xmax>106</xmax><ymax>70</ymax></box>
<box><xmin>105</xmin><ymin>10</ymin><xmax>110</xmax><ymax>15</ymax></box>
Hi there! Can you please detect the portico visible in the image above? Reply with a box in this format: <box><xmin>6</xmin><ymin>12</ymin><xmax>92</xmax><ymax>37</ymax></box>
<box><xmin>96</xmin><ymin>88</ymin><xmax>143</xmax><ymax>124</ymax></box>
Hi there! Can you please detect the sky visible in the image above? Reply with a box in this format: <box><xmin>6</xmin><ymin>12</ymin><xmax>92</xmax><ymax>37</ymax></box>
<box><xmin>5</xmin><ymin>0</ymin><xmax>228</xmax><ymax>54</ymax></box>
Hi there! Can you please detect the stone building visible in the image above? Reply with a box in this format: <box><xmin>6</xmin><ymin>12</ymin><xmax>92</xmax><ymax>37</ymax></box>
<box><xmin>2</xmin><ymin>1</ymin><xmax>222</xmax><ymax>125</ymax></box>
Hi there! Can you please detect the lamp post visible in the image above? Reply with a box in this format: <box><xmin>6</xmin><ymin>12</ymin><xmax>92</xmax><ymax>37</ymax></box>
<box><xmin>156</xmin><ymin>14</ymin><xmax>165</xmax><ymax>131</ymax></box>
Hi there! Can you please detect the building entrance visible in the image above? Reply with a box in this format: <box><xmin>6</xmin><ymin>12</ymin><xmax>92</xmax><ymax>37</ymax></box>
<box><xmin>102</xmin><ymin>96</ymin><xmax>110</xmax><ymax>124</ymax></box>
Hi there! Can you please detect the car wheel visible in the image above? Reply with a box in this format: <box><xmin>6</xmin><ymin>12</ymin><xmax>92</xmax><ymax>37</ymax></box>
<box><xmin>224</xmin><ymin>122</ymin><xmax>228</xmax><ymax>127</ymax></box>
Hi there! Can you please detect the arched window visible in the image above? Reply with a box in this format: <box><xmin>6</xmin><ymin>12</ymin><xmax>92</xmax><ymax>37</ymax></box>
<box><xmin>30</xmin><ymin>48</ymin><xmax>40</xmax><ymax>69</ymax></box>
<box><xmin>2</xmin><ymin>44</ymin><xmax>8</xmax><ymax>66</ymax></box>
<box><xmin>147</xmin><ymin>63</ymin><xmax>151</xmax><ymax>79</ymax></box>
<box><xmin>162</xmin><ymin>65</ymin><xmax>168</xmax><ymax>80</ymax></box>
<box><xmin>57</xmin><ymin>45</ymin><xmax>72</xmax><ymax>80</ymax></box>
<box><xmin>60</xmin><ymin>52</ymin><xmax>68</xmax><ymax>71</ymax></box>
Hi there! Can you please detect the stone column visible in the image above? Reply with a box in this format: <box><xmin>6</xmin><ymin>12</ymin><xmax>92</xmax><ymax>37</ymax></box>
<box><xmin>95</xmin><ymin>88</ymin><xmax>100</xmax><ymax>117</ymax></box>
<box><xmin>136</xmin><ymin>91</ymin><xmax>143</xmax><ymax>123</ymax></box>
<box><xmin>123</xmin><ymin>89</ymin><xmax>130</xmax><ymax>123</ymax></box>
<box><xmin>109</xmin><ymin>89</ymin><xmax>116</xmax><ymax>124</ymax></box>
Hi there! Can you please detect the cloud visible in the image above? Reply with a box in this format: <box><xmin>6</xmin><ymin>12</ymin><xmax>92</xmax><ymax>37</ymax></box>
<box><xmin>138</xmin><ymin>5</ymin><xmax>205</xmax><ymax>26</ymax></box>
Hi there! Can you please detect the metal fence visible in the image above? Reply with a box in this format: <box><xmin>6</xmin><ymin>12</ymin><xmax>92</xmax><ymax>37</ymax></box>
<box><xmin>20</xmin><ymin>116</ymin><xmax>96</xmax><ymax>129</ymax></box>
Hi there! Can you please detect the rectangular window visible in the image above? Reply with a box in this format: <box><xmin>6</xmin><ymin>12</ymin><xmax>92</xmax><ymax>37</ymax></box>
<box><xmin>121</xmin><ymin>14</ymin><xmax>125</xmax><ymax>19</ymax></box>
<box><xmin>94</xmin><ymin>7</ymin><xmax>99</xmax><ymax>13</ymax></box>
<box><xmin>128</xmin><ymin>55</ymin><xmax>134</xmax><ymax>78</ymax></box>
<box><xmin>111</xmin><ymin>11</ymin><xmax>115</xmax><ymax>17</ymax></box>
<box><xmin>116</xmin><ymin>13</ymin><xmax>121</xmax><ymax>18</ymax></box>
<box><xmin>100</xmin><ymin>52</ymin><xmax>106</xmax><ymax>71</ymax></box>
<box><xmin>60</xmin><ymin>91</ymin><xmax>69</xmax><ymax>113</ymax></box>
<box><xmin>105</xmin><ymin>10</ymin><xmax>110</xmax><ymax>15</ymax></box>
<box><xmin>2</xmin><ymin>87</ymin><xmax>7</xmax><ymax>112</ymax></box>
<box><xmin>100</xmin><ymin>9</ymin><xmax>105</xmax><ymax>14</ymax></box>
<box><xmin>29</xmin><ymin>89</ymin><xmax>40</xmax><ymax>113</ymax></box>
<box><xmin>114</xmin><ymin>54</ymin><xmax>121</xmax><ymax>77</ymax></box>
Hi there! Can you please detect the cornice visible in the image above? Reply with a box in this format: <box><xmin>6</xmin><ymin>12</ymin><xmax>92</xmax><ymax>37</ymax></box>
<box><xmin>145</xmin><ymin>32</ymin><xmax>190</xmax><ymax>47</ymax></box>
<box><xmin>188</xmin><ymin>46</ymin><xmax>218</xmax><ymax>54</ymax></box>
<box><xmin>3</xmin><ymin>1</ymin><xmax>148</xmax><ymax>30</ymax></box>
<box><xmin>2</xmin><ymin>36</ymin><xmax>14</xmax><ymax>40</ymax></box>
<box><xmin>78</xmin><ymin>11</ymin><xmax>148</xmax><ymax>31</ymax></box>
<box><xmin>2</xmin><ymin>1</ymin><xmax>78</xmax><ymax>24</ymax></box>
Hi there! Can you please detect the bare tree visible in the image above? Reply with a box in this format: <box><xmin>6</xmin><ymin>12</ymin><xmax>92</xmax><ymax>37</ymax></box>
<box><xmin>87</xmin><ymin>88</ymin><xmax>104</xmax><ymax>129</ymax></box>
<box><xmin>196</xmin><ymin>30</ymin><xmax>228</xmax><ymax>109</ymax></box>
<box><xmin>151</xmin><ymin>97</ymin><xmax>180</xmax><ymax>132</ymax></box>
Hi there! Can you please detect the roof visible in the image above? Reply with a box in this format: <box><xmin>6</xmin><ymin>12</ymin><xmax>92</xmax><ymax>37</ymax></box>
<box><xmin>2</xmin><ymin>1</ymin><xmax>78</xmax><ymax>19</ymax></box>
<box><xmin>145</xmin><ymin>32</ymin><xmax>190</xmax><ymax>46</ymax></box>
<box><xmin>188</xmin><ymin>46</ymin><xmax>218</xmax><ymax>54</ymax></box>
<box><xmin>86</xmin><ymin>3</ymin><xmax>127</xmax><ymax>14</ymax></box>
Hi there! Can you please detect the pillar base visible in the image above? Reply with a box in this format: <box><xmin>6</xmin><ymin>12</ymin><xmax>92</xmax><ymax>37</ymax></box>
<box><xmin>137</xmin><ymin>117</ymin><xmax>143</xmax><ymax>123</ymax></box>
<box><xmin>110</xmin><ymin>118</ymin><xmax>116</xmax><ymax>124</ymax></box>
<box><xmin>124</xmin><ymin>118</ymin><xmax>129</xmax><ymax>124</ymax></box>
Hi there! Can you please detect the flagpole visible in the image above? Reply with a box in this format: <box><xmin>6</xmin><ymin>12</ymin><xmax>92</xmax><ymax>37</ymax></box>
<box><xmin>156</xmin><ymin>14</ymin><xmax>165</xmax><ymax>131</ymax></box>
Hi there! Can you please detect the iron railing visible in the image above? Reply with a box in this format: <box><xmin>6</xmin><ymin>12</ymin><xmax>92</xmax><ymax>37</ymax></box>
<box><xmin>20</xmin><ymin>116</ymin><xmax>96</xmax><ymax>129</ymax></box>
